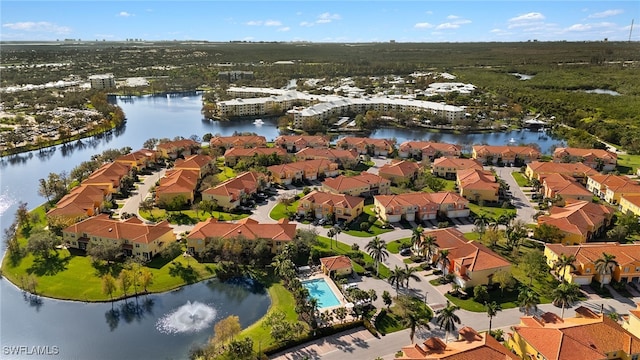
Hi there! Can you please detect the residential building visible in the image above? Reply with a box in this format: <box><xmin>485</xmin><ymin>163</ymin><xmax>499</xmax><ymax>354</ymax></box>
<box><xmin>268</xmin><ymin>159</ymin><xmax>339</xmax><ymax>185</ymax></box>
<box><xmin>553</xmin><ymin>147</ymin><xmax>617</xmax><ymax>171</ymax></box>
<box><xmin>297</xmin><ymin>190</ymin><xmax>364</xmax><ymax>223</ymax></box>
<box><xmin>620</xmin><ymin>195</ymin><xmax>640</xmax><ymax>217</ymax></box>
<box><xmin>623</xmin><ymin>303</ymin><xmax>640</xmax><ymax>338</ymax></box>
<box><xmin>540</xmin><ymin>173</ymin><xmax>593</xmax><ymax>205</ymax></box>
<box><xmin>156</xmin><ymin>139</ymin><xmax>200</xmax><ymax>159</ymax></box>
<box><xmin>525</xmin><ymin>161</ymin><xmax>599</xmax><ymax>184</ymax></box>
<box><xmin>223</xmin><ymin>147</ymin><xmax>287</xmax><ymax>166</ymax></box>
<box><xmin>155</xmin><ymin>169</ymin><xmax>199</xmax><ymax>206</ymax></box>
<box><xmin>88</xmin><ymin>74</ymin><xmax>115</xmax><ymax>90</ymax></box>
<box><xmin>336</xmin><ymin>137</ymin><xmax>395</xmax><ymax>156</ymax></box>
<box><xmin>322</xmin><ymin>172</ymin><xmax>391</xmax><ymax>197</ymax></box>
<box><xmin>426</xmin><ymin>227</ymin><xmax>511</xmax><ymax>288</ymax></box>
<box><xmin>173</xmin><ymin>154</ymin><xmax>213</xmax><ymax>179</ymax></box>
<box><xmin>378</xmin><ymin>160</ymin><xmax>421</xmax><ymax>185</ymax></box>
<box><xmin>374</xmin><ymin>192</ymin><xmax>469</xmax><ymax>222</ymax></box>
<box><xmin>537</xmin><ymin>200</ymin><xmax>614</xmax><ymax>245</ymax></box>
<box><xmin>47</xmin><ymin>185</ymin><xmax>106</xmax><ymax>220</ymax></box>
<box><xmin>295</xmin><ymin>147</ymin><xmax>360</xmax><ymax>165</ymax></box>
<box><xmin>209</xmin><ymin>135</ymin><xmax>267</xmax><ymax>150</ymax></box>
<box><xmin>274</xmin><ymin>135</ymin><xmax>329</xmax><ymax>152</ymax></box>
<box><xmin>398</xmin><ymin>141</ymin><xmax>461</xmax><ymax>160</ymax></box>
<box><xmin>456</xmin><ymin>169</ymin><xmax>500</xmax><ymax>203</ymax></box>
<box><xmin>218</xmin><ymin>71</ymin><xmax>254</xmax><ymax>82</ymax></box>
<box><xmin>63</xmin><ymin>214</ymin><xmax>176</xmax><ymax>261</ymax></box>
<box><xmin>398</xmin><ymin>327</ymin><xmax>518</xmax><ymax>360</ymax></box>
<box><xmin>544</xmin><ymin>242</ymin><xmax>640</xmax><ymax>285</ymax></box>
<box><xmin>202</xmin><ymin>171</ymin><xmax>267</xmax><ymax>210</ymax></box>
<box><xmin>320</xmin><ymin>255</ymin><xmax>353</xmax><ymax>277</ymax></box>
<box><xmin>186</xmin><ymin>217</ymin><xmax>296</xmax><ymax>255</ymax></box>
<box><xmin>472</xmin><ymin>145</ymin><xmax>540</xmax><ymax>166</ymax></box>
<box><xmin>508</xmin><ymin>307</ymin><xmax>640</xmax><ymax>360</ymax></box>
<box><xmin>587</xmin><ymin>174</ymin><xmax>639</xmax><ymax>202</ymax></box>
<box><xmin>115</xmin><ymin>149</ymin><xmax>157</xmax><ymax>170</ymax></box>
<box><xmin>82</xmin><ymin>161</ymin><xmax>132</xmax><ymax>194</ymax></box>
<box><xmin>432</xmin><ymin>157</ymin><xmax>483</xmax><ymax>179</ymax></box>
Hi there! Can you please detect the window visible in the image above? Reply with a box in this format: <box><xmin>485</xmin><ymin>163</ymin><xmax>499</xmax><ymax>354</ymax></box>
<box><xmin>135</xmin><ymin>244</ymin><xmax>140</xmax><ymax>248</ymax></box>
<box><xmin>625</xmin><ymin>267</ymin><xmax>630</xmax><ymax>273</ymax></box>
<box><xmin>586</xmin><ymin>268</ymin><xmax>591</xmax><ymax>273</ymax></box>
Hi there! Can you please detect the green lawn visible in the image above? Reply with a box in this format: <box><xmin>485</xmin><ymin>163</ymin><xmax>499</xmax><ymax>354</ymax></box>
<box><xmin>238</xmin><ymin>282</ymin><xmax>303</xmax><ymax>351</ymax></box>
<box><xmin>1</xmin><ymin>245</ymin><xmax>216</xmax><ymax>301</ymax></box>
<box><xmin>270</xmin><ymin>201</ymin><xmax>299</xmax><ymax>220</ymax></box>
<box><xmin>216</xmin><ymin>166</ymin><xmax>237</xmax><ymax>182</ymax></box>
<box><xmin>316</xmin><ymin>236</ymin><xmax>390</xmax><ymax>278</ymax></box>
<box><xmin>511</xmin><ymin>172</ymin><xmax>530</xmax><ymax>187</ymax></box>
<box><xmin>617</xmin><ymin>154</ymin><xmax>640</xmax><ymax>175</ymax></box>
<box><xmin>463</xmin><ymin>232</ymin><xmax>480</xmax><ymax>241</ymax></box>
<box><xmin>375</xmin><ymin>297</ymin><xmax>432</xmax><ymax>335</ymax></box>
<box><xmin>445</xmin><ymin>287</ymin><xmax>521</xmax><ymax>312</ymax></box>
<box><xmin>139</xmin><ymin>208</ymin><xmax>247</xmax><ymax>224</ymax></box>
<box><xmin>342</xmin><ymin>205</ymin><xmax>393</xmax><ymax>237</ymax></box>
<box><xmin>387</xmin><ymin>238</ymin><xmax>411</xmax><ymax>254</ymax></box>
<box><xmin>467</xmin><ymin>203</ymin><xmax>516</xmax><ymax>219</ymax></box>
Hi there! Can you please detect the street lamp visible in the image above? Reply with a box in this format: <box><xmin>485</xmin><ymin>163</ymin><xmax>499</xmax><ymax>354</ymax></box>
<box><xmin>424</xmin><ymin>290</ymin><xmax>428</xmax><ymax>304</ymax></box>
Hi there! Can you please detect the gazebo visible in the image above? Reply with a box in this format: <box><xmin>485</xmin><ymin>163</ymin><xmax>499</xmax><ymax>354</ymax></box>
<box><xmin>320</xmin><ymin>255</ymin><xmax>353</xmax><ymax>278</ymax></box>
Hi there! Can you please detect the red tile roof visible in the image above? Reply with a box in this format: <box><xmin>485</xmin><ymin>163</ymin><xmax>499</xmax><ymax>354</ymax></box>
<box><xmin>541</xmin><ymin>173</ymin><xmax>592</xmax><ymax>198</ymax></box>
<box><xmin>64</xmin><ymin>214</ymin><xmax>174</xmax><ymax>244</ymax></box>
<box><xmin>473</xmin><ymin>145</ymin><xmax>541</xmax><ymax>157</ymax></box>
<box><xmin>538</xmin><ymin>200</ymin><xmax>613</xmax><ymax>237</ymax></box>
<box><xmin>82</xmin><ymin>161</ymin><xmax>131</xmax><ymax>188</ymax></box>
<box><xmin>379</xmin><ymin>160</ymin><xmax>420</xmax><ymax>178</ymax></box>
<box><xmin>553</xmin><ymin>147</ymin><xmax>617</xmax><ymax>161</ymax></box>
<box><xmin>527</xmin><ymin>161</ymin><xmax>599</xmax><ymax>178</ymax></box>
<box><xmin>157</xmin><ymin>169</ymin><xmax>198</xmax><ymax>195</ymax></box>
<box><xmin>47</xmin><ymin>185</ymin><xmax>105</xmax><ymax>218</ymax></box>
<box><xmin>399</xmin><ymin>141</ymin><xmax>461</xmax><ymax>154</ymax></box>
<box><xmin>546</xmin><ymin>242</ymin><xmax>640</xmax><ymax>267</ymax></box>
<box><xmin>295</xmin><ymin>147</ymin><xmax>359</xmax><ymax>162</ymax></box>
<box><xmin>299</xmin><ymin>190</ymin><xmax>364</xmax><ymax>209</ymax></box>
<box><xmin>336</xmin><ymin>136</ymin><xmax>395</xmax><ymax>149</ymax></box>
<box><xmin>210</xmin><ymin>135</ymin><xmax>266</xmax><ymax>148</ymax></box>
<box><xmin>457</xmin><ymin>169</ymin><xmax>499</xmax><ymax>191</ymax></box>
<box><xmin>173</xmin><ymin>154</ymin><xmax>212</xmax><ymax>171</ymax></box>
<box><xmin>323</xmin><ymin>172</ymin><xmax>390</xmax><ymax>192</ymax></box>
<box><xmin>224</xmin><ymin>147</ymin><xmax>287</xmax><ymax>158</ymax></box>
<box><xmin>320</xmin><ymin>255</ymin><xmax>353</xmax><ymax>271</ymax></box>
<box><xmin>156</xmin><ymin>139</ymin><xmax>199</xmax><ymax>151</ymax></box>
<box><xmin>425</xmin><ymin>228</ymin><xmax>510</xmax><ymax>272</ymax></box>
<box><xmin>268</xmin><ymin>159</ymin><xmax>337</xmax><ymax>175</ymax></box>
<box><xmin>186</xmin><ymin>217</ymin><xmax>296</xmax><ymax>242</ymax></box>
<box><xmin>202</xmin><ymin>171</ymin><xmax>265</xmax><ymax>198</ymax></box>
<box><xmin>375</xmin><ymin>192</ymin><xmax>469</xmax><ymax>210</ymax></box>
<box><xmin>274</xmin><ymin>135</ymin><xmax>329</xmax><ymax>147</ymax></box>
<box><xmin>433</xmin><ymin>157</ymin><xmax>484</xmax><ymax>170</ymax></box>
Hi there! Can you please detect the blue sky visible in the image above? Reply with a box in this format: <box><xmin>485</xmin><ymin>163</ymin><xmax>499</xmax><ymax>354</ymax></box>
<box><xmin>1</xmin><ymin>1</ymin><xmax>638</xmax><ymax>42</ymax></box>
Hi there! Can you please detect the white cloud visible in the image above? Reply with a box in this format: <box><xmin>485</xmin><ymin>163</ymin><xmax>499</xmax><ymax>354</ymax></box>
<box><xmin>447</xmin><ymin>15</ymin><xmax>460</xmax><ymax>19</ymax></box>
<box><xmin>588</xmin><ymin>9</ymin><xmax>623</xmax><ymax>18</ymax></box>
<box><xmin>565</xmin><ymin>22</ymin><xmax>617</xmax><ymax>32</ymax></box>
<box><xmin>436</xmin><ymin>23</ymin><xmax>460</xmax><ymax>30</ymax></box>
<box><xmin>264</xmin><ymin>20</ymin><xmax>282</xmax><ymax>27</ymax></box>
<box><xmin>2</xmin><ymin>21</ymin><xmax>71</xmax><ymax>34</ymax></box>
<box><xmin>118</xmin><ymin>11</ymin><xmax>133</xmax><ymax>17</ymax></box>
<box><xmin>566</xmin><ymin>24</ymin><xmax>592</xmax><ymax>31</ymax></box>
<box><xmin>246</xmin><ymin>20</ymin><xmax>263</xmax><ymax>26</ymax></box>
<box><xmin>490</xmin><ymin>28</ymin><xmax>503</xmax><ymax>33</ymax></box>
<box><xmin>414</xmin><ymin>22</ymin><xmax>434</xmax><ymax>29</ymax></box>
<box><xmin>277</xmin><ymin>27</ymin><xmax>290</xmax><ymax>32</ymax></box>
<box><xmin>509</xmin><ymin>12</ymin><xmax>545</xmax><ymax>23</ymax></box>
<box><xmin>299</xmin><ymin>21</ymin><xmax>313</xmax><ymax>27</ymax></box>
<box><xmin>316</xmin><ymin>12</ymin><xmax>341</xmax><ymax>24</ymax></box>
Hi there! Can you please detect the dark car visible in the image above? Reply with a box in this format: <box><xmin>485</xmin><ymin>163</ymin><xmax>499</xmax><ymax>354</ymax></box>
<box><xmin>400</xmin><ymin>248</ymin><xmax>412</xmax><ymax>256</ymax></box>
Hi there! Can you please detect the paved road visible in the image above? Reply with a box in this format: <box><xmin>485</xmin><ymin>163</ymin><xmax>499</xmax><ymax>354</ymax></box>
<box><xmin>491</xmin><ymin>166</ymin><xmax>536</xmax><ymax>224</ymax></box>
<box><xmin>118</xmin><ymin>169</ymin><xmax>166</xmax><ymax>218</ymax></box>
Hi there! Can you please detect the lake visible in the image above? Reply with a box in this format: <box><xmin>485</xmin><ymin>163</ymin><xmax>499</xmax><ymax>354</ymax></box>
<box><xmin>0</xmin><ymin>92</ymin><xmax>564</xmax><ymax>359</ymax></box>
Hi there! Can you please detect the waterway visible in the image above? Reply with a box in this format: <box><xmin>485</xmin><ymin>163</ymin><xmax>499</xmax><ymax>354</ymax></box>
<box><xmin>0</xmin><ymin>92</ymin><xmax>564</xmax><ymax>359</ymax></box>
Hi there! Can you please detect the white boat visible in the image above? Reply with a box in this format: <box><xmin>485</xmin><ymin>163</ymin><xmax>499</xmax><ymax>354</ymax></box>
<box><xmin>253</xmin><ymin>118</ymin><xmax>264</xmax><ymax>125</ymax></box>
<box><xmin>509</xmin><ymin>137</ymin><xmax>516</xmax><ymax>143</ymax></box>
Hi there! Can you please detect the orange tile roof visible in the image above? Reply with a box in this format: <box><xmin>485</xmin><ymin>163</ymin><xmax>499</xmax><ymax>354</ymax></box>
<box><xmin>399</xmin><ymin>327</ymin><xmax>518</xmax><ymax>360</ymax></box>
<box><xmin>210</xmin><ymin>135</ymin><xmax>266</xmax><ymax>148</ymax></box>
<box><xmin>527</xmin><ymin>161</ymin><xmax>599</xmax><ymax>178</ymax></box>
<box><xmin>202</xmin><ymin>171</ymin><xmax>265</xmax><ymax>197</ymax></box>
<box><xmin>174</xmin><ymin>154</ymin><xmax>213</xmax><ymax>171</ymax></box>
<box><xmin>588</xmin><ymin>174</ymin><xmax>635</xmax><ymax>190</ymax></box>
<box><xmin>186</xmin><ymin>217</ymin><xmax>296</xmax><ymax>242</ymax></box>
<box><xmin>622</xmin><ymin>194</ymin><xmax>640</xmax><ymax>208</ymax></box>
<box><xmin>275</xmin><ymin>135</ymin><xmax>329</xmax><ymax>147</ymax></box>
<box><xmin>323</xmin><ymin>172</ymin><xmax>390</xmax><ymax>192</ymax></box>
<box><xmin>399</xmin><ymin>141</ymin><xmax>461</xmax><ymax>154</ymax></box>
<box><xmin>157</xmin><ymin>169</ymin><xmax>199</xmax><ymax>195</ymax></box>
<box><xmin>433</xmin><ymin>157</ymin><xmax>484</xmax><ymax>170</ymax></box>
<box><xmin>512</xmin><ymin>311</ymin><xmax>640</xmax><ymax>360</ymax></box>
<box><xmin>546</xmin><ymin>242</ymin><xmax>640</xmax><ymax>267</ymax></box>
<box><xmin>336</xmin><ymin>136</ymin><xmax>395</xmax><ymax>148</ymax></box>
<box><xmin>538</xmin><ymin>200</ymin><xmax>613</xmax><ymax>237</ymax></box>
<box><xmin>379</xmin><ymin>160</ymin><xmax>420</xmax><ymax>177</ymax></box>
<box><xmin>268</xmin><ymin>158</ymin><xmax>337</xmax><ymax>175</ymax></box>
<box><xmin>64</xmin><ymin>214</ymin><xmax>174</xmax><ymax>244</ymax></box>
<box><xmin>82</xmin><ymin>161</ymin><xmax>131</xmax><ymax>187</ymax></box>
<box><xmin>375</xmin><ymin>192</ymin><xmax>469</xmax><ymax>210</ymax></box>
<box><xmin>473</xmin><ymin>145</ymin><xmax>541</xmax><ymax>157</ymax></box>
<box><xmin>224</xmin><ymin>147</ymin><xmax>287</xmax><ymax>158</ymax></box>
<box><xmin>115</xmin><ymin>148</ymin><xmax>156</xmax><ymax>164</ymax></box>
<box><xmin>47</xmin><ymin>185</ymin><xmax>105</xmax><ymax>218</ymax></box>
<box><xmin>553</xmin><ymin>147</ymin><xmax>617</xmax><ymax>160</ymax></box>
<box><xmin>457</xmin><ymin>169</ymin><xmax>499</xmax><ymax>191</ymax></box>
<box><xmin>320</xmin><ymin>255</ymin><xmax>353</xmax><ymax>271</ymax></box>
<box><xmin>295</xmin><ymin>147</ymin><xmax>359</xmax><ymax>162</ymax></box>
<box><xmin>542</xmin><ymin>173</ymin><xmax>592</xmax><ymax>197</ymax></box>
<box><xmin>299</xmin><ymin>190</ymin><xmax>364</xmax><ymax>209</ymax></box>
<box><xmin>156</xmin><ymin>139</ymin><xmax>199</xmax><ymax>151</ymax></box>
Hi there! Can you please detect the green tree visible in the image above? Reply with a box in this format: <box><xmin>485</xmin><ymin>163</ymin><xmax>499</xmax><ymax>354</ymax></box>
<box><xmin>139</xmin><ymin>268</ymin><xmax>154</xmax><ymax>293</ymax></box>
<box><xmin>87</xmin><ymin>239</ymin><xmax>122</xmax><ymax>264</ymax></box>
<box><xmin>474</xmin><ymin>213</ymin><xmax>490</xmax><ymax>239</ymax></box>
<box><xmin>518</xmin><ymin>287</ymin><xmax>540</xmax><ymax>316</ymax></box>
<box><xmin>473</xmin><ymin>285</ymin><xmax>490</xmax><ymax>304</ymax></box>
<box><xmin>437</xmin><ymin>249</ymin><xmax>451</xmax><ymax>281</ymax></box>
<box><xmin>382</xmin><ymin>290</ymin><xmax>393</xmax><ymax>309</ymax></box>
<box><xmin>119</xmin><ymin>269</ymin><xmax>132</xmax><ymax>299</ymax></box>
<box><xmin>102</xmin><ymin>274</ymin><xmax>117</xmax><ymax>307</ymax></box>
<box><xmin>420</xmin><ymin>235</ymin><xmax>438</xmax><ymax>264</ymax></box>
<box><xmin>485</xmin><ymin>301</ymin><xmax>502</xmax><ymax>334</ymax></box>
<box><xmin>365</xmin><ymin>236</ymin><xmax>388</xmax><ymax>277</ymax></box>
<box><xmin>594</xmin><ymin>252</ymin><xmax>618</xmax><ymax>289</ymax></box>
<box><xmin>410</xmin><ymin>226</ymin><xmax>423</xmax><ymax>253</ymax></box>
<box><xmin>552</xmin><ymin>282</ymin><xmax>581</xmax><ymax>319</ymax></box>
<box><xmin>493</xmin><ymin>270</ymin><xmax>515</xmax><ymax>295</ymax></box>
<box><xmin>402</xmin><ymin>310</ymin><xmax>431</xmax><ymax>344</ymax></box>
<box><xmin>402</xmin><ymin>264</ymin><xmax>422</xmax><ymax>289</ymax></box>
<box><xmin>212</xmin><ymin>315</ymin><xmax>242</xmax><ymax>345</ymax></box>
<box><xmin>26</xmin><ymin>229</ymin><xmax>59</xmax><ymax>259</ymax></box>
<box><xmin>534</xmin><ymin>223</ymin><xmax>565</xmax><ymax>243</ymax></box>
<box><xmin>520</xmin><ymin>251</ymin><xmax>550</xmax><ymax>286</ymax></box>
<box><xmin>435</xmin><ymin>300</ymin><xmax>461</xmax><ymax>342</ymax></box>
<box><xmin>553</xmin><ymin>254</ymin><xmax>577</xmax><ymax>283</ymax></box>
<box><xmin>388</xmin><ymin>266</ymin><xmax>405</xmax><ymax>296</ymax></box>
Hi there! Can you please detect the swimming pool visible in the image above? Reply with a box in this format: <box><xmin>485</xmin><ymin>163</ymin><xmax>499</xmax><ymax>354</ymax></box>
<box><xmin>302</xmin><ymin>278</ymin><xmax>341</xmax><ymax>309</ymax></box>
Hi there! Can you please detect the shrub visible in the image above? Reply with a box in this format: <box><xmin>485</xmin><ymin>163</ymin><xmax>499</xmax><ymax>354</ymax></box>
<box><xmin>351</xmin><ymin>243</ymin><xmax>360</xmax><ymax>251</ymax></box>
<box><xmin>473</xmin><ymin>285</ymin><xmax>490</xmax><ymax>303</ymax></box>
<box><xmin>363</xmin><ymin>318</ymin><xmax>379</xmax><ymax>338</ymax></box>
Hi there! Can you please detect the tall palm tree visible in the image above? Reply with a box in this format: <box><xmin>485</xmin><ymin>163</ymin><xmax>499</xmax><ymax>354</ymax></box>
<box><xmin>485</xmin><ymin>301</ymin><xmax>502</xmax><ymax>334</ymax></box>
<box><xmin>389</xmin><ymin>266</ymin><xmax>405</xmax><ymax>297</ymax></box>
<box><xmin>420</xmin><ymin>235</ymin><xmax>438</xmax><ymax>265</ymax></box>
<box><xmin>402</xmin><ymin>311</ymin><xmax>431</xmax><ymax>344</ymax></box>
<box><xmin>366</xmin><ymin>236</ymin><xmax>388</xmax><ymax>277</ymax></box>
<box><xmin>489</xmin><ymin>216</ymin><xmax>500</xmax><ymax>232</ymax></box>
<box><xmin>553</xmin><ymin>254</ymin><xmax>577</xmax><ymax>283</ymax></box>
<box><xmin>518</xmin><ymin>287</ymin><xmax>540</xmax><ymax>316</ymax></box>
<box><xmin>552</xmin><ymin>282</ymin><xmax>581</xmax><ymax>319</ymax></box>
<box><xmin>435</xmin><ymin>300</ymin><xmax>461</xmax><ymax>342</ymax></box>
<box><xmin>402</xmin><ymin>264</ymin><xmax>422</xmax><ymax>289</ymax></box>
<box><xmin>474</xmin><ymin>213</ymin><xmax>489</xmax><ymax>239</ymax></box>
<box><xmin>327</xmin><ymin>228</ymin><xmax>336</xmax><ymax>249</ymax></box>
<box><xmin>594</xmin><ymin>252</ymin><xmax>619</xmax><ymax>289</ymax></box>
<box><xmin>437</xmin><ymin>249</ymin><xmax>451</xmax><ymax>281</ymax></box>
<box><xmin>410</xmin><ymin>226</ymin><xmax>424</xmax><ymax>252</ymax></box>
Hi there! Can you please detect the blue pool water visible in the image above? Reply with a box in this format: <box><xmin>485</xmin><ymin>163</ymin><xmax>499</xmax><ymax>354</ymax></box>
<box><xmin>302</xmin><ymin>278</ymin><xmax>341</xmax><ymax>308</ymax></box>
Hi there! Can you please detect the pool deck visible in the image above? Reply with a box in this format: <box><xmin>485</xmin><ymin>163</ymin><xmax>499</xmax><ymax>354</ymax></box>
<box><xmin>303</xmin><ymin>273</ymin><xmax>346</xmax><ymax>312</ymax></box>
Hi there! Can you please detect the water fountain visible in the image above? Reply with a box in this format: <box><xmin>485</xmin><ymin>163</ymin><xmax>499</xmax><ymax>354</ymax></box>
<box><xmin>156</xmin><ymin>301</ymin><xmax>217</xmax><ymax>334</ymax></box>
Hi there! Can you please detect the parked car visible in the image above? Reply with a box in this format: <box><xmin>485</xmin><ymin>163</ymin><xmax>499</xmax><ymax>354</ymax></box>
<box><xmin>400</xmin><ymin>248</ymin><xmax>412</xmax><ymax>256</ymax></box>
<box><xmin>318</xmin><ymin>218</ymin><xmax>326</xmax><ymax>225</ymax></box>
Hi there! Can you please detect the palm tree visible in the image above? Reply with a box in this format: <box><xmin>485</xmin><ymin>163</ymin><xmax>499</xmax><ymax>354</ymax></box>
<box><xmin>366</xmin><ymin>236</ymin><xmax>388</xmax><ymax>277</ymax></box>
<box><xmin>474</xmin><ymin>213</ymin><xmax>489</xmax><ymax>239</ymax></box>
<box><xmin>553</xmin><ymin>254</ymin><xmax>577</xmax><ymax>283</ymax></box>
<box><xmin>420</xmin><ymin>235</ymin><xmax>438</xmax><ymax>265</ymax></box>
<box><xmin>552</xmin><ymin>282</ymin><xmax>581</xmax><ymax>319</ymax></box>
<box><xmin>594</xmin><ymin>252</ymin><xmax>619</xmax><ymax>289</ymax></box>
<box><xmin>410</xmin><ymin>226</ymin><xmax>424</xmax><ymax>253</ymax></box>
<box><xmin>485</xmin><ymin>301</ymin><xmax>502</xmax><ymax>334</ymax></box>
<box><xmin>437</xmin><ymin>249</ymin><xmax>451</xmax><ymax>281</ymax></box>
<box><xmin>327</xmin><ymin>228</ymin><xmax>336</xmax><ymax>249</ymax></box>
<box><xmin>518</xmin><ymin>287</ymin><xmax>540</xmax><ymax>316</ymax></box>
<box><xmin>436</xmin><ymin>300</ymin><xmax>461</xmax><ymax>342</ymax></box>
<box><xmin>489</xmin><ymin>216</ymin><xmax>500</xmax><ymax>232</ymax></box>
<box><xmin>389</xmin><ymin>266</ymin><xmax>405</xmax><ymax>297</ymax></box>
<box><xmin>402</xmin><ymin>264</ymin><xmax>422</xmax><ymax>289</ymax></box>
<box><xmin>402</xmin><ymin>311</ymin><xmax>431</xmax><ymax>344</ymax></box>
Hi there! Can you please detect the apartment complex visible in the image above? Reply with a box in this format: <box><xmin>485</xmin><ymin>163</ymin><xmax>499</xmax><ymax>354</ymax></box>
<box><xmin>553</xmin><ymin>147</ymin><xmax>617</xmax><ymax>171</ymax></box>
<box><xmin>374</xmin><ymin>192</ymin><xmax>469</xmax><ymax>222</ymax></box>
<box><xmin>472</xmin><ymin>145</ymin><xmax>540</xmax><ymax>166</ymax></box>
<box><xmin>456</xmin><ymin>169</ymin><xmax>500</xmax><ymax>203</ymax></box>
<box><xmin>431</xmin><ymin>157</ymin><xmax>483</xmax><ymax>179</ymax></box>
<box><xmin>525</xmin><ymin>161</ymin><xmax>599</xmax><ymax>184</ymax></box>
<box><xmin>537</xmin><ymin>200</ymin><xmax>614</xmax><ymax>245</ymax></box>
<box><xmin>268</xmin><ymin>159</ymin><xmax>339</xmax><ymax>185</ymax></box>
<box><xmin>88</xmin><ymin>74</ymin><xmax>115</xmax><ymax>90</ymax></box>
<box><xmin>297</xmin><ymin>190</ymin><xmax>364</xmax><ymax>223</ymax></box>
<box><xmin>322</xmin><ymin>173</ymin><xmax>391</xmax><ymax>197</ymax></box>
<box><xmin>202</xmin><ymin>171</ymin><xmax>267</xmax><ymax>210</ymax></box>
<box><xmin>210</xmin><ymin>135</ymin><xmax>267</xmax><ymax>149</ymax></box>
<box><xmin>398</xmin><ymin>141</ymin><xmax>461</xmax><ymax>159</ymax></box>
<box><xmin>274</xmin><ymin>135</ymin><xmax>329</xmax><ymax>152</ymax></box>
<box><xmin>378</xmin><ymin>160</ymin><xmax>420</xmax><ymax>185</ymax></box>
<box><xmin>336</xmin><ymin>137</ymin><xmax>395</xmax><ymax>156</ymax></box>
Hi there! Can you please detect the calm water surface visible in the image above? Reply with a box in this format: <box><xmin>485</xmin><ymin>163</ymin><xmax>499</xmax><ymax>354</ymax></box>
<box><xmin>0</xmin><ymin>92</ymin><xmax>563</xmax><ymax>359</ymax></box>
